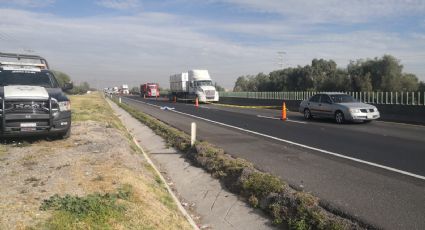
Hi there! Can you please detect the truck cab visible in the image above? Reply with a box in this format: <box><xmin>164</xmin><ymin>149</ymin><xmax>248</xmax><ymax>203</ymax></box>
<box><xmin>141</xmin><ymin>83</ymin><xmax>160</xmax><ymax>98</ymax></box>
<box><xmin>0</xmin><ymin>52</ymin><xmax>72</xmax><ymax>139</ymax></box>
<box><xmin>188</xmin><ymin>70</ymin><xmax>219</xmax><ymax>102</ymax></box>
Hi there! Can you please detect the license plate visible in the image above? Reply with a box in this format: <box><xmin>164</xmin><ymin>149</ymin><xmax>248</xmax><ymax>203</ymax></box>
<box><xmin>20</xmin><ymin>123</ymin><xmax>37</xmax><ymax>128</ymax></box>
<box><xmin>21</xmin><ymin>127</ymin><xmax>36</xmax><ymax>131</ymax></box>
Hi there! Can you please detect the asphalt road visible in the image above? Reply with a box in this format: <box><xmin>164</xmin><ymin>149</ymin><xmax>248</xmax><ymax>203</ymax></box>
<box><xmin>121</xmin><ymin>95</ymin><xmax>425</xmax><ymax>230</ymax></box>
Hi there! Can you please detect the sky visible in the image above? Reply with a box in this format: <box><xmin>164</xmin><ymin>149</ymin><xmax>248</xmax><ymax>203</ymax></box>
<box><xmin>1</xmin><ymin>0</ymin><xmax>425</xmax><ymax>89</ymax></box>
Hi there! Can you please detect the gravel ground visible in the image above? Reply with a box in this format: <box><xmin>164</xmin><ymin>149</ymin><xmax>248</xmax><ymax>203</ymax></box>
<box><xmin>0</xmin><ymin>121</ymin><xmax>150</xmax><ymax>229</ymax></box>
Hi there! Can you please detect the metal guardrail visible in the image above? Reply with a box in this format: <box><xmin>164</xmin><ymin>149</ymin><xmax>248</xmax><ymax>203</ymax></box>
<box><xmin>219</xmin><ymin>91</ymin><xmax>425</xmax><ymax>106</ymax></box>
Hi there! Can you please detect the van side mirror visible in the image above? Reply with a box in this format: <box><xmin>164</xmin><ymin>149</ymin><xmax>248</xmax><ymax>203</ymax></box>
<box><xmin>62</xmin><ymin>82</ymin><xmax>73</xmax><ymax>91</ymax></box>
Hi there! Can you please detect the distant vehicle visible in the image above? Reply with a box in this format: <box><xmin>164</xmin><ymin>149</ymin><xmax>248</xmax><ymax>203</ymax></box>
<box><xmin>113</xmin><ymin>87</ymin><xmax>119</xmax><ymax>94</ymax></box>
<box><xmin>121</xmin><ymin>84</ymin><xmax>129</xmax><ymax>95</ymax></box>
<box><xmin>169</xmin><ymin>69</ymin><xmax>219</xmax><ymax>102</ymax></box>
<box><xmin>299</xmin><ymin>93</ymin><xmax>380</xmax><ymax>124</ymax></box>
<box><xmin>0</xmin><ymin>52</ymin><xmax>73</xmax><ymax>138</ymax></box>
<box><xmin>140</xmin><ymin>83</ymin><xmax>160</xmax><ymax>98</ymax></box>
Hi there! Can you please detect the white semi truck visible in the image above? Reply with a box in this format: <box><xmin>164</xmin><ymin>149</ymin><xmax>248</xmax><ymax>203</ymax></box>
<box><xmin>170</xmin><ymin>69</ymin><xmax>219</xmax><ymax>103</ymax></box>
<box><xmin>121</xmin><ymin>84</ymin><xmax>129</xmax><ymax>95</ymax></box>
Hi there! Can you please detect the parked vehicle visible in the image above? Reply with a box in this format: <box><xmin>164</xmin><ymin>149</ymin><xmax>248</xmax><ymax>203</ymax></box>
<box><xmin>0</xmin><ymin>52</ymin><xmax>73</xmax><ymax>138</ymax></box>
<box><xmin>169</xmin><ymin>69</ymin><xmax>219</xmax><ymax>102</ymax></box>
<box><xmin>299</xmin><ymin>92</ymin><xmax>380</xmax><ymax>124</ymax></box>
<box><xmin>140</xmin><ymin>83</ymin><xmax>160</xmax><ymax>98</ymax></box>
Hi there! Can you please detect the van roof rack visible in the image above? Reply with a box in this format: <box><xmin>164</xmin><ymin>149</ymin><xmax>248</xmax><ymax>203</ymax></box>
<box><xmin>0</xmin><ymin>52</ymin><xmax>49</xmax><ymax>69</ymax></box>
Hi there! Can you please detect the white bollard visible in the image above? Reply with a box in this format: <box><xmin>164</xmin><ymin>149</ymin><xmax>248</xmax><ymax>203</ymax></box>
<box><xmin>191</xmin><ymin>122</ymin><xmax>196</xmax><ymax>147</ymax></box>
<box><xmin>119</xmin><ymin>97</ymin><xmax>122</xmax><ymax>103</ymax></box>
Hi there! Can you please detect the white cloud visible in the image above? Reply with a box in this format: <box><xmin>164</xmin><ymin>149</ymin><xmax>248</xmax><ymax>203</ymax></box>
<box><xmin>96</xmin><ymin>0</ymin><xmax>140</xmax><ymax>10</ymax></box>
<box><xmin>216</xmin><ymin>0</ymin><xmax>425</xmax><ymax>24</ymax></box>
<box><xmin>0</xmin><ymin>8</ymin><xmax>424</xmax><ymax>89</ymax></box>
<box><xmin>0</xmin><ymin>0</ymin><xmax>55</xmax><ymax>8</ymax></box>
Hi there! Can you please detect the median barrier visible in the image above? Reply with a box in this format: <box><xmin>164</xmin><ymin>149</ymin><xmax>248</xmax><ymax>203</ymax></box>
<box><xmin>219</xmin><ymin>97</ymin><xmax>425</xmax><ymax>125</ymax></box>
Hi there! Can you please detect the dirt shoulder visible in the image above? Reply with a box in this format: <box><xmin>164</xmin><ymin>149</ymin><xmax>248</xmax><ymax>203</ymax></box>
<box><xmin>0</xmin><ymin>93</ymin><xmax>192</xmax><ymax>230</ymax></box>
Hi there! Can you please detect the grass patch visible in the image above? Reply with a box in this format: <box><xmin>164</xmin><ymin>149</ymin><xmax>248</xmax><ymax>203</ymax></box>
<box><xmin>40</xmin><ymin>185</ymin><xmax>133</xmax><ymax>229</ymax></box>
<box><xmin>0</xmin><ymin>144</ymin><xmax>6</xmax><ymax>156</ymax></box>
<box><xmin>113</xmin><ymin>97</ymin><xmax>360</xmax><ymax>230</ymax></box>
<box><xmin>70</xmin><ymin>92</ymin><xmax>125</xmax><ymax>132</ymax></box>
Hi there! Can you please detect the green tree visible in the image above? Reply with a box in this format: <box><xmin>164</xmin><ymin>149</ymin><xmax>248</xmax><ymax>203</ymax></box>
<box><xmin>400</xmin><ymin>73</ymin><xmax>419</xmax><ymax>91</ymax></box>
<box><xmin>130</xmin><ymin>86</ymin><xmax>139</xmax><ymax>94</ymax></box>
<box><xmin>233</xmin><ymin>76</ymin><xmax>249</xmax><ymax>92</ymax></box>
<box><xmin>214</xmin><ymin>83</ymin><xmax>225</xmax><ymax>92</ymax></box>
<box><xmin>51</xmin><ymin>70</ymin><xmax>71</xmax><ymax>87</ymax></box>
<box><xmin>418</xmin><ymin>81</ymin><xmax>425</xmax><ymax>92</ymax></box>
<box><xmin>68</xmin><ymin>82</ymin><xmax>91</xmax><ymax>95</ymax></box>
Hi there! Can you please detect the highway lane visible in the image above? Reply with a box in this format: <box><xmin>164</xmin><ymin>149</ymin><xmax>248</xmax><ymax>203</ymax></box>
<box><xmin>120</xmin><ymin>96</ymin><xmax>425</xmax><ymax>229</ymax></box>
<box><xmin>125</xmin><ymin>96</ymin><xmax>425</xmax><ymax>177</ymax></box>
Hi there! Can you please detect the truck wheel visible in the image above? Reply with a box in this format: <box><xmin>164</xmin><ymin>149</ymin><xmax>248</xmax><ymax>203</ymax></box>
<box><xmin>59</xmin><ymin>128</ymin><xmax>71</xmax><ymax>139</ymax></box>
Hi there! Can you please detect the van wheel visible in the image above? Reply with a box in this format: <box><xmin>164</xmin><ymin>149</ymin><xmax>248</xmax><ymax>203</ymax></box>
<box><xmin>335</xmin><ymin>111</ymin><xmax>345</xmax><ymax>124</ymax></box>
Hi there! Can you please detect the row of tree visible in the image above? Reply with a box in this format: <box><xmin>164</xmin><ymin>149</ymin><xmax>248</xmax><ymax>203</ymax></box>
<box><xmin>234</xmin><ymin>55</ymin><xmax>425</xmax><ymax>92</ymax></box>
<box><xmin>52</xmin><ymin>70</ymin><xmax>92</xmax><ymax>94</ymax></box>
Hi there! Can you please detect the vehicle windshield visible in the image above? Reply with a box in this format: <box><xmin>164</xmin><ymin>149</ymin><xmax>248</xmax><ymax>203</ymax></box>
<box><xmin>196</xmin><ymin>80</ymin><xmax>213</xmax><ymax>86</ymax></box>
<box><xmin>0</xmin><ymin>70</ymin><xmax>58</xmax><ymax>88</ymax></box>
<box><xmin>330</xmin><ymin>94</ymin><xmax>357</xmax><ymax>103</ymax></box>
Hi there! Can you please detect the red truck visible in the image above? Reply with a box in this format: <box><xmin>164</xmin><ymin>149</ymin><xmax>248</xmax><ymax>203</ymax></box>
<box><xmin>140</xmin><ymin>83</ymin><xmax>160</xmax><ymax>98</ymax></box>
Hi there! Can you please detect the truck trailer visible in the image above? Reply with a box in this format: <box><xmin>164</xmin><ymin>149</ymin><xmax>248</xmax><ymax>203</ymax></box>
<box><xmin>140</xmin><ymin>83</ymin><xmax>160</xmax><ymax>98</ymax></box>
<box><xmin>169</xmin><ymin>69</ymin><xmax>219</xmax><ymax>103</ymax></box>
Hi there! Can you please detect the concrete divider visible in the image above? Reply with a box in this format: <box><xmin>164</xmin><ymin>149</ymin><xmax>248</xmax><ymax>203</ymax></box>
<box><xmin>219</xmin><ymin>97</ymin><xmax>425</xmax><ymax>125</ymax></box>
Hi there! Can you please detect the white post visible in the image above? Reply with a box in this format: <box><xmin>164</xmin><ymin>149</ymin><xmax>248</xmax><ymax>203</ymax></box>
<box><xmin>191</xmin><ymin>122</ymin><xmax>196</xmax><ymax>147</ymax></box>
<box><xmin>119</xmin><ymin>97</ymin><xmax>122</xmax><ymax>103</ymax></box>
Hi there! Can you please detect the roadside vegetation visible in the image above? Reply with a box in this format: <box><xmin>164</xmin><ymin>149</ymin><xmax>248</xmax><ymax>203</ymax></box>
<box><xmin>0</xmin><ymin>92</ymin><xmax>192</xmax><ymax>230</ymax></box>
<box><xmin>234</xmin><ymin>55</ymin><xmax>424</xmax><ymax>92</ymax></box>
<box><xmin>113</xmin><ymin>98</ymin><xmax>367</xmax><ymax>230</ymax></box>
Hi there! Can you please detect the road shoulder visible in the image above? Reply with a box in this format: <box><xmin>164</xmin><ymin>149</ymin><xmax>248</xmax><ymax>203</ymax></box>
<box><xmin>108</xmin><ymin>98</ymin><xmax>277</xmax><ymax>230</ymax></box>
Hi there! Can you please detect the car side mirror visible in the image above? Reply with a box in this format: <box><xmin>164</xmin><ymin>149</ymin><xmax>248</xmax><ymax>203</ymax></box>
<box><xmin>62</xmin><ymin>82</ymin><xmax>73</xmax><ymax>91</ymax></box>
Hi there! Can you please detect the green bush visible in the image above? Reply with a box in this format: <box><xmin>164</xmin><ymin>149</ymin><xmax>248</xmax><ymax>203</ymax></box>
<box><xmin>40</xmin><ymin>185</ymin><xmax>133</xmax><ymax>229</ymax></box>
<box><xmin>242</xmin><ymin>172</ymin><xmax>285</xmax><ymax>199</ymax></box>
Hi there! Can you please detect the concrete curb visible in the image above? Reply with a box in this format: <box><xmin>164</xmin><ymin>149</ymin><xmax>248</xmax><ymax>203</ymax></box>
<box><xmin>106</xmin><ymin>99</ymin><xmax>200</xmax><ymax>230</ymax></box>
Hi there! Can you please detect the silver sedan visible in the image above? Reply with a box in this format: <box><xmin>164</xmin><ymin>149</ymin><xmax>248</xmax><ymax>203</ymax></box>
<box><xmin>299</xmin><ymin>93</ymin><xmax>380</xmax><ymax>124</ymax></box>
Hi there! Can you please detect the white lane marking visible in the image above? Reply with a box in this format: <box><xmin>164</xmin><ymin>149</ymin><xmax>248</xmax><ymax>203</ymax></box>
<box><xmin>256</xmin><ymin>115</ymin><xmax>307</xmax><ymax>124</ymax></box>
<box><xmin>122</xmin><ymin>97</ymin><xmax>425</xmax><ymax>181</ymax></box>
<box><xmin>257</xmin><ymin>115</ymin><xmax>280</xmax><ymax>120</ymax></box>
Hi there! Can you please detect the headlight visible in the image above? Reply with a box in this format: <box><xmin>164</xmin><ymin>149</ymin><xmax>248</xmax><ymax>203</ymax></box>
<box><xmin>58</xmin><ymin>101</ymin><xmax>71</xmax><ymax>111</ymax></box>
<box><xmin>350</xmin><ymin>108</ymin><xmax>361</xmax><ymax>113</ymax></box>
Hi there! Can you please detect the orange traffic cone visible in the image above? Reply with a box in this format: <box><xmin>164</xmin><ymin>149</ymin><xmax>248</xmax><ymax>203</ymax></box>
<box><xmin>195</xmin><ymin>97</ymin><xmax>199</xmax><ymax>108</ymax></box>
<box><xmin>281</xmin><ymin>102</ymin><xmax>287</xmax><ymax>121</ymax></box>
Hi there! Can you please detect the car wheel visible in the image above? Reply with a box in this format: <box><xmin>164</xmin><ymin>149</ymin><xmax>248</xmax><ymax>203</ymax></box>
<box><xmin>335</xmin><ymin>111</ymin><xmax>345</xmax><ymax>124</ymax></box>
<box><xmin>304</xmin><ymin>109</ymin><xmax>312</xmax><ymax>120</ymax></box>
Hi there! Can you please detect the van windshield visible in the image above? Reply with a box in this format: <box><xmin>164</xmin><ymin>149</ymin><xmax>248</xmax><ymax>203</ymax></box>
<box><xmin>0</xmin><ymin>70</ymin><xmax>58</xmax><ymax>88</ymax></box>
<box><xmin>196</xmin><ymin>80</ymin><xmax>213</xmax><ymax>86</ymax></box>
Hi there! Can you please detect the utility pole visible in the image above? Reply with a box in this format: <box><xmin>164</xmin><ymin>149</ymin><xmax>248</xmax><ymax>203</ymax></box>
<box><xmin>277</xmin><ymin>51</ymin><xmax>286</xmax><ymax>69</ymax></box>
